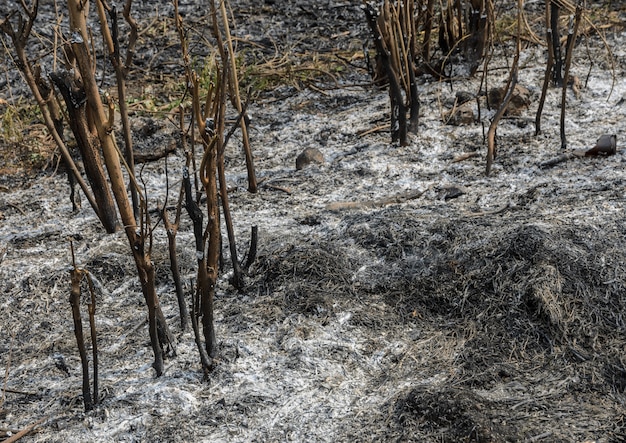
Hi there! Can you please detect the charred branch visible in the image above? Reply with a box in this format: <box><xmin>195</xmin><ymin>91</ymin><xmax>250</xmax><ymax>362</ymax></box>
<box><xmin>49</xmin><ymin>70</ymin><xmax>119</xmax><ymax>233</ymax></box>
<box><xmin>70</xmin><ymin>267</ymin><xmax>93</xmax><ymax>412</ymax></box>
<box><xmin>1</xmin><ymin>6</ymin><xmax>101</xmax><ymax>218</ymax></box>
<box><xmin>363</xmin><ymin>2</ymin><xmax>408</xmax><ymax>146</ymax></box>
<box><xmin>550</xmin><ymin>1</ymin><xmax>562</xmax><ymax>85</ymax></box>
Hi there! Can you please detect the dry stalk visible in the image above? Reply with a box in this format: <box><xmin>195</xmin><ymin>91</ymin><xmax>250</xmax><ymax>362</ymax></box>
<box><xmin>122</xmin><ymin>0</ymin><xmax>138</xmax><ymax>74</ymax></box>
<box><xmin>161</xmin><ymin>206</ymin><xmax>188</xmax><ymax>330</ymax></box>
<box><xmin>365</xmin><ymin>0</ymin><xmax>495</xmax><ymax>142</ymax></box>
<box><xmin>174</xmin><ymin>0</ymin><xmax>220</xmax><ymax>368</ymax></box>
<box><xmin>363</xmin><ymin>1</ymin><xmax>408</xmax><ymax>146</ymax></box>
<box><xmin>95</xmin><ymin>0</ymin><xmax>139</xmax><ymax>218</ymax></box>
<box><xmin>190</xmin><ymin>281</ymin><xmax>213</xmax><ymax>378</ymax></box>
<box><xmin>535</xmin><ymin>0</ymin><xmax>556</xmax><ymax>135</ymax></box>
<box><xmin>209</xmin><ymin>1</ymin><xmax>253</xmax><ymax>291</ymax></box>
<box><xmin>243</xmin><ymin>226</ymin><xmax>259</xmax><ymax>271</ymax></box>
<box><xmin>183</xmin><ymin>165</ymin><xmax>210</xmax><ymax>363</ymax></box>
<box><xmin>0</xmin><ymin>4</ymin><xmax>108</xmax><ymax>228</ymax></box>
<box><xmin>560</xmin><ymin>3</ymin><xmax>582</xmax><ymax>149</ymax></box>
<box><xmin>550</xmin><ymin>1</ymin><xmax>563</xmax><ymax>85</ymax></box>
<box><xmin>48</xmin><ymin>68</ymin><xmax>119</xmax><ymax>232</ymax></box>
<box><xmin>486</xmin><ymin>0</ymin><xmax>522</xmax><ymax>175</ymax></box>
<box><xmin>215</xmin><ymin>0</ymin><xmax>257</xmax><ymax>193</ymax></box>
<box><xmin>197</xmin><ymin>80</ymin><xmax>222</xmax><ymax>358</ymax></box>
<box><xmin>161</xmin><ymin>143</ymin><xmax>189</xmax><ymax>330</ymax></box>
<box><xmin>422</xmin><ymin>0</ymin><xmax>436</xmax><ymax>60</ymax></box>
<box><xmin>218</xmin><ymin>104</ymin><xmax>248</xmax><ymax>290</ymax></box>
<box><xmin>69</xmin><ymin>243</ymin><xmax>94</xmax><ymax>411</ymax></box>
<box><xmin>66</xmin><ymin>0</ymin><xmax>174</xmax><ymax>376</ymax></box>
<box><xmin>85</xmin><ymin>272</ymin><xmax>99</xmax><ymax>405</ymax></box>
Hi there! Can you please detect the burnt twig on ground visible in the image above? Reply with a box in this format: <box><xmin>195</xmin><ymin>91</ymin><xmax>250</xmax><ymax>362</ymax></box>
<box><xmin>326</xmin><ymin>188</ymin><xmax>427</xmax><ymax>211</ymax></box>
<box><xmin>539</xmin><ymin>152</ymin><xmax>578</xmax><ymax>168</ymax></box>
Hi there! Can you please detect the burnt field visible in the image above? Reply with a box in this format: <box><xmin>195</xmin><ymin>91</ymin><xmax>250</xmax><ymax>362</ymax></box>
<box><xmin>2</xmin><ymin>1</ymin><xmax>626</xmax><ymax>441</ymax></box>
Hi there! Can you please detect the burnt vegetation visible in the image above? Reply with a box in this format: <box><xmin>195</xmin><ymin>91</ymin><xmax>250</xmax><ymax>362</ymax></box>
<box><xmin>1</xmin><ymin>0</ymin><xmax>625</xmax><ymax>441</ymax></box>
<box><xmin>1</xmin><ymin>0</ymin><xmax>257</xmax><ymax>388</ymax></box>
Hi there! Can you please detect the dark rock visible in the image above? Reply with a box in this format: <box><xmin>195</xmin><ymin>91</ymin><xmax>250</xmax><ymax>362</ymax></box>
<box><xmin>488</xmin><ymin>84</ymin><xmax>531</xmax><ymax>116</ymax></box>
<box><xmin>296</xmin><ymin>147</ymin><xmax>324</xmax><ymax>170</ymax></box>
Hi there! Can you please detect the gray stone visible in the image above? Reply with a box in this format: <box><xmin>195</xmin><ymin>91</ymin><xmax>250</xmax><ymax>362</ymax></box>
<box><xmin>296</xmin><ymin>147</ymin><xmax>324</xmax><ymax>170</ymax></box>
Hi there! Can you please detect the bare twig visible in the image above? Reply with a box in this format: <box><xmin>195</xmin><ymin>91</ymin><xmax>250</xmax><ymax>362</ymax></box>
<box><xmin>452</xmin><ymin>152</ymin><xmax>479</xmax><ymax>163</ymax></box>
<box><xmin>243</xmin><ymin>226</ymin><xmax>258</xmax><ymax>271</ymax></box>
<box><xmin>95</xmin><ymin>0</ymin><xmax>139</xmax><ymax>218</ymax></box>
<box><xmin>560</xmin><ymin>3</ymin><xmax>582</xmax><ymax>149</ymax></box>
<box><xmin>215</xmin><ymin>0</ymin><xmax>257</xmax><ymax>193</ymax></box>
<box><xmin>262</xmin><ymin>183</ymin><xmax>292</xmax><ymax>194</ymax></box>
<box><xmin>219</xmin><ymin>103</ymin><xmax>249</xmax><ymax>290</ymax></box>
<box><xmin>2</xmin><ymin>417</ymin><xmax>47</xmax><ymax>443</ymax></box>
<box><xmin>486</xmin><ymin>0</ymin><xmax>522</xmax><ymax>176</ymax></box>
<box><xmin>363</xmin><ymin>1</ymin><xmax>407</xmax><ymax>146</ymax></box>
<box><xmin>0</xmin><ymin>5</ymin><xmax>104</xmax><ymax>224</ymax></box>
<box><xmin>550</xmin><ymin>1</ymin><xmax>562</xmax><ymax>85</ymax></box>
<box><xmin>68</xmin><ymin>0</ymin><xmax>174</xmax><ymax>375</ymax></box>
<box><xmin>539</xmin><ymin>152</ymin><xmax>579</xmax><ymax>168</ymax></box>
<box><xmin>535</xmin><ymin>0</ymin><xmax>555</xmax><ymax>135</ymax></box>
<box><xmin>190</xmin><ymin>281</ymin><xmax>213</xmax><ymax>377</ymax></box>
<box><xmin>85</xmin><ymin>272</ymin><xmax>99</xmax><ymax>406</ymax></box>
<box><xmin>161</xmin><ymin>163</ymin><xmax>189</xmax><ymax>331</ymax></box>
<box><xmin>122</xmin><ymin>0</ymin><xmax>138</xmax><ymax>73</ymax></box>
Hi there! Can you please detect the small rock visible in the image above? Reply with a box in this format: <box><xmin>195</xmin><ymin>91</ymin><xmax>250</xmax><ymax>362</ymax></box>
<box><xmin>298</xmin><ymin>215</ymin><xmax>321</xmax><ymax>226</ymax></box>
<box><xmin>488</xmin><ymin>84</ymin><xmax>531</xmax><ymax>116</ymax></box>
<box><xmin>444</xmin><ymin>91</ymin><xmax>474</xmax><ymax>108</ymax></box>
<box><xmin>455</xmin><ymin>91</ymin><xmax>475</xmax><ymax>105</ymax></box>
<box><xmin>585</xmin><ymin>134</ymin><xmax>616</xmax><ymax>156</ymax></box>
<box><xmin>438</xmin><ymin>185</ymin><xmax>466</xmax><ymax>200</ymax></box>
<box><xmin>296</xmin><ymin>147</ymin><xmax>324</xmax><ymax>170</ymax></box>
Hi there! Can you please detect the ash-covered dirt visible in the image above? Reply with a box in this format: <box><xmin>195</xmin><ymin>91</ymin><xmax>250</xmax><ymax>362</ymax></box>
<box><xmin>2</xmin><ymin>1</ymin><xmax>626</xmax><ymax>442</ymax></box>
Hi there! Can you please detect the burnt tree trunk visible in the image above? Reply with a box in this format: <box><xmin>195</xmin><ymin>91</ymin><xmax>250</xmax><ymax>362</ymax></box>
<box><xmin>50</xmin><ymin>70</ymin><xmax>118</xmax><ymax>233</ymax></box>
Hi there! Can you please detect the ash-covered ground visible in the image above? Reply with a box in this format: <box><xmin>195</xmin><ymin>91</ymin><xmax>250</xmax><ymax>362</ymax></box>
<box><xmin>2</xmin><ymin>1</ymin><xmax>626</xmax><ymax>442</ymax></box>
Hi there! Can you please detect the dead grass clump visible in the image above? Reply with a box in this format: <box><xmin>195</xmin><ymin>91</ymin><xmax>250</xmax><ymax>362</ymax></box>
<box><xmin>250</xmin><ymin>207</ymin><xmax>626</xmax><ymax>398</ymax></box>
<box><xmin>340</xmin><ymin>208</ymin><xmax>626</xmax><ymax>381</ymax></box>
<box><xmin>253</xmin><ymin>242</ymin><xmax>358</xmax><ymax>317</ymax></box>
<box><xmin>239</xmin><ymin>50</ymin><xmax>346</xmax><ymax>97</ymax></box>
<box><xmin>342</xmin><ymin>209</ymin><xmax>430</xmax><ymax>261</ymax></box>
<box><xmin>393</xmin><ymin>386</ymin><xmax>520</xmax><ymax>442</ymax></box>
<box><xmin>0</xmin><ymin>131</ymin><xmax>56</xmax><ymax>179</ymax></box>
<box><xmin>84</xmin><ymin>254</ymin><xmax>133</xmax><ymax>287</ymax></box>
